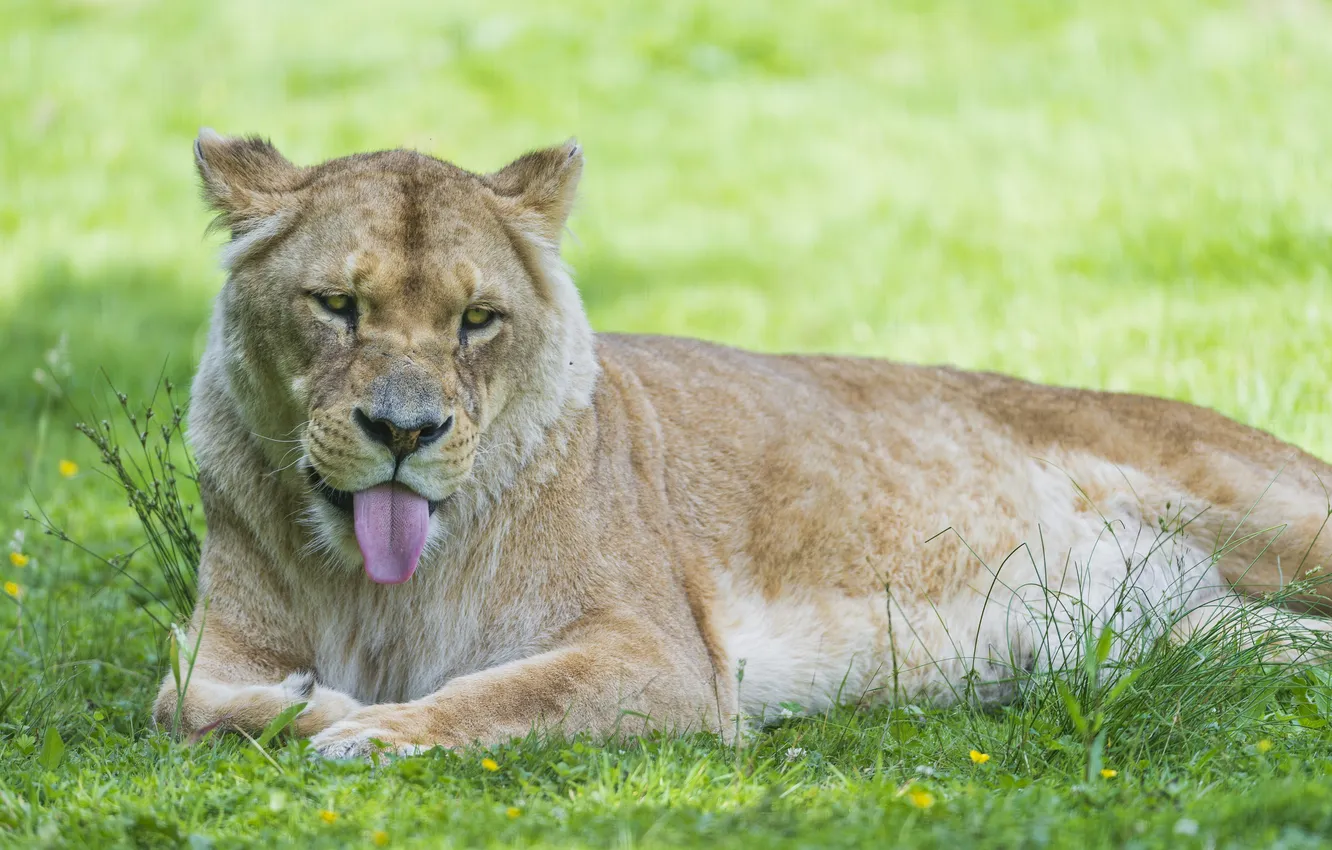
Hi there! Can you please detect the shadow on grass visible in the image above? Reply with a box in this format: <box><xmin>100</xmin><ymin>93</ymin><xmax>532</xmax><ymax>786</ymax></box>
<box><xmin>0</xmin><ymin>260</ymin><xmax>211</xmax><ymax>416</ymax></box>
<box><xmin>0</xmin><ymin>261</ymin><xmax>210</xmax><ymax>505</ymax></box>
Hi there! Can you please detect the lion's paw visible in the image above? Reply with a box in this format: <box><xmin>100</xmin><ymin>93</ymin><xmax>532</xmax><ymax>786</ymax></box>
<box><xmin>183</xmin><ymin>672</ymin><xmax>363</xmax><ymax>741</ymax></box>
<box><xmin>309</xmin><ymin>712</ymin><xmax>431</xmax><ymax>761</ymax></box>
<box><xmin>277</xmin><ymin>670</ymin><xmax>317</xmax><ymax>701</ymax></box>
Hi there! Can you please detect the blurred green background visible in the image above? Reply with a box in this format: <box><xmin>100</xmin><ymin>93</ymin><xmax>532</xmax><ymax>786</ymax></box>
<box><xmin>5</xmin><ymin>2</ymin><xmax>1332</xmax><ymax>844</ymax></box>
<box><xmin>1</xmin><ymin>0</ymin><xmax>1331</xmax><ymax>571</ymax></box>
<box><xmin>6</xmin><ymin>0</ymin><xmax>1332</xmax><ymax>524</ymax></box>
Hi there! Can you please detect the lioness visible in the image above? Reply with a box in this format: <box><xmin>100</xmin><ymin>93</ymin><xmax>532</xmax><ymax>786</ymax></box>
<box><xmin>156</xmin><ymin>130</ymin><xmax>1332</xmax><ymax>758</ymax></box>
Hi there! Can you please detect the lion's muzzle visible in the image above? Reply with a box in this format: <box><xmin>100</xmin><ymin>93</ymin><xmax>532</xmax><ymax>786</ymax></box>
<box><xmin>354</xmin><ymin>408</ymin><xmax>453</xmax><ymax>460</ymax></box>
<box><xmin>355</xmin><ymin>363</ymin><xmax>454</xmax><ymax>461</ymax></box>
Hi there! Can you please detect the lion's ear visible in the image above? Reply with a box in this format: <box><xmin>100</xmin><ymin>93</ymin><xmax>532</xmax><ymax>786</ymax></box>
<box><xmin>483</xmin><ymin>140</ymin><xmax>583</xmax><ymax>246</ymax></box>
<box><xmin>194</xmin><ymin>128</ymin><xmax>302</xmax><ymax>234</ymax></box>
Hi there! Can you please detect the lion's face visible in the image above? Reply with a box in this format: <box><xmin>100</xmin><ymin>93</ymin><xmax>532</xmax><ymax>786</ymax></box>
<box><xmin>196</xmin><ymin>132</ymin><xmax>594</xmax><ymax>581</ymax></box>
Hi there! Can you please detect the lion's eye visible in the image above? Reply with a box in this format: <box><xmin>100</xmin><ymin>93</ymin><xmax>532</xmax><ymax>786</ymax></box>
<box><xmin>462</xmin><ymin>306</ymin><xmax>495</xmax><ymax>330</ymax></box>
<box><xmin>318</xmin><ymin>293</ymin><xmax>356</xmax><ymax>318</ymax></box>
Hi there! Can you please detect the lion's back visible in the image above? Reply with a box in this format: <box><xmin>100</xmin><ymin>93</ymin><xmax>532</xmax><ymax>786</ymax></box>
<box><xmin>593</xmin><ymin>334</ymin><xmax>1042</xmax><ymax>592</ymax></box>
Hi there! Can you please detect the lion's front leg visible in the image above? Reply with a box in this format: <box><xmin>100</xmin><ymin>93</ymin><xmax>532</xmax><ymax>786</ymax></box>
<box><xmin>310</xmin><ymin>629</ymin><xmax>713</xmax><ymax>759</ymax></box>
<box><xmin>155</xmin><ymin>671</ymin><xmax>364</xmax><ymax>741</ymax></box>
<box><xmin>152</xmin><ymin>618</ymin><xmax>363</xmax><ymax>741</ymax></box>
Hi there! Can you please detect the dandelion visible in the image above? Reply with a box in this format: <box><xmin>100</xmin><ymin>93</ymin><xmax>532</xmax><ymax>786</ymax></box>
<box><xmin>481</xmin><ymin>758</ymin><xmax>500</xmax><ymax>772</ymax></box>
<box><xmin>58</xmin><ymin>460</ymin><xmax>78</xmax><ymax>478</ymax></box>
<box><xmin>1257</xmin><ymin>739</ymin><xmax>1273</xmax><ymax>754</ymax></box>
<box><xmin>1100</xmin><ymin>769</ymin><xmax>1117</xmax><ymax>779</ymax></box>
<box><xmin>319</xmin><ymin>810</ymin><xmax>339</xmax><ymax>824</ymax></box>
<box><xmin>906</xmin><ymin>789</ymin><xmax>935</xmax><ymax>809</ymax></box>
<box><xmin>969</xmin><ymin>749</ymin><xmax>990</xmax><ymax>764</ymax></box>
<box><xmin>371</xmin><ymin>829</ymin><xmax>389</xmax><ymax>846</ymax></box>
<box><xmin>506</xmin><ymin>807</ymin><xmax>521</xmax><ymax>819</ymax></box>
<box><xmin>9</xmin><ymin>552</ymin><xmax>28</xmax><ymax>568</ymax></box>
<box><xmin>4</xmin><ymin>581</ymin><xmax>20</xmax><ymax>599</ymax></box>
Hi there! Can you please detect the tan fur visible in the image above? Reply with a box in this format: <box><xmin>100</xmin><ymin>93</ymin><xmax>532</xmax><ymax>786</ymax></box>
<box><xmin>155</xmin><ymin>131</ymin><xmax>1332</xmax><ymax>756</ymax></box>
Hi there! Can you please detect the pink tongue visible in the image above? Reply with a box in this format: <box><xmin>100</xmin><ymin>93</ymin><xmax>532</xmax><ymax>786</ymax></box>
<box><xmin>352</xmin><ymin>483</ymin><xmax>430</xmax><ymax>584</ymax></box>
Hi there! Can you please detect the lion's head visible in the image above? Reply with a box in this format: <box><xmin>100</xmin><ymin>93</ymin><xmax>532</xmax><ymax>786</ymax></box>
<box><xmin>194</xmin><ymin>131</ymin><xmax>597</xmax><ymax>583</ymax></box>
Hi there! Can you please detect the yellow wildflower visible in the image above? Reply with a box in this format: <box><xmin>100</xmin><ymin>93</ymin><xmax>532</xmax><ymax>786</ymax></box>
<box><xmin>371</xmin><ymin>829</ymin><xmax>389</xmax><ymax>846</ymax></box>
<box><xmin>9</xmin><ymin>552</ymin><xmax>28</xmax><ymax>568</ymax></box>
<box><xmin>3</xmin><ymin>581</ymin><xmax>19</xmax><ymax>599</ymax></box>
<box><xmin>58</xmin><ymin>460</ymin><xmax>79</xmax><ymax>478</ymax></box>
<box><xmin>1100</xmin><ymin>769</ymin><xmax>1117</xmax><ymax>779</ymax></box>
<box><xmin>319</xmin><ymin>810</ymin><xmax>339</xmax><ymax>824</ymax></box>
<box><xmin>481</xmin><ymin>758</ymin><xmax>500</xmax><ymax>772</ymax></box>
<box><xmin>969</xmin><ymin>749</ymin><xmax>990</xmax><ymax>764</ymax></box>
<box><xmin>1257</xmin><ymin>739</ymin><xmax>1273</xmax><ymax>754</ymax></box>
<box><xmin>506</xmin><ymin>807</ymin><xmax>521</xmax><ymax>819</ymax></box>
<box><xmin>906</xmin><ymin>789</ymin><xmax>935</xmax><ymax>809</ymax></box>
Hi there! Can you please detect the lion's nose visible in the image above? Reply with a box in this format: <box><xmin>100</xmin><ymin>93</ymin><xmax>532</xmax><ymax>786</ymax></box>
<box><xmin>354</xmin><ymin>408</ymin><xmax>454</xmax><ymax>458</ymax></box>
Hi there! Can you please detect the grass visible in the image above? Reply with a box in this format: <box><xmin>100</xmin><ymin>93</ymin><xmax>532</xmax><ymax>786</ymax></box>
<box><xmin>5</xmin><ymin>0</ymin><xmax>1332</xmax><ymax>846</ymax></box>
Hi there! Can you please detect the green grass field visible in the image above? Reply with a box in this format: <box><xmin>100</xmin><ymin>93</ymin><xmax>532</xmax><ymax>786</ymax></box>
<box><xmin>6</xmin><ymin>0</ymin><xmax>1332</xmax><ymax>846</ymax></box>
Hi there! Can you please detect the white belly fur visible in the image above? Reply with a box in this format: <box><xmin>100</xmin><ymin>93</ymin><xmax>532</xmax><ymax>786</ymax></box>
<box><xmin>717</xmin><ymin>458</ymin><xmax>1234</xmax><ymax>721</ymax></box>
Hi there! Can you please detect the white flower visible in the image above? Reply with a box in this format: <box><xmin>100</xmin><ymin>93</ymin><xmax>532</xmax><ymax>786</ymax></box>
<box><xmin>784</xmin><ymin>747</ymin><xmax>807</xmax><ymax>763</ymax></box>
